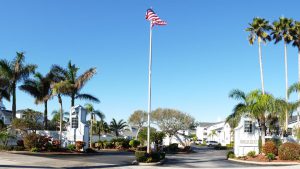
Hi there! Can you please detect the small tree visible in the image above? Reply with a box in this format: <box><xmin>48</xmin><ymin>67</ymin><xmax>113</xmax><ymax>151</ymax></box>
<box><xmin>109</xmin><ymin>118</ymin><xmax>128</xmax><ymax>137</ymax></box>
<box><xmin>128</xmin><ymin>110</ymin><xmax>147</xmax><ymax>139</ymax></box>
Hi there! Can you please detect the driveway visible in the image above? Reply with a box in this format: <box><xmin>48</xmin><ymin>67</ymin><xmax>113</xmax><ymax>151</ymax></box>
<box><xmin>0</xmin><ymin>147</ymin><xmax>299</xmax><ymax>169</ymax></box>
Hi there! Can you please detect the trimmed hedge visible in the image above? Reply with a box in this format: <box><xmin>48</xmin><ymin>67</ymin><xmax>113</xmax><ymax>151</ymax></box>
<box><xmin>129</xmin><ymin>140</ymin><xmax>140</xmax><ymax>148</ymax></box>
<box><xmin>227</xmin><ymin>151</ymin><xmax>235</xmax><ymax>159</ymax></box>
<box><xmin>278</xmin><ymin>142</ymin><xmax>300</xmax><ymax>160</ymax></box>
<box><xmin>135</xmin><ymin>151</ymin><xmax>165</xmax><ymax>163</ymax></box>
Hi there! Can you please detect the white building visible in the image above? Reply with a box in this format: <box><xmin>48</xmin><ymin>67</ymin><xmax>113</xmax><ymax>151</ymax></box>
<box><xmin>234</xmin><ymin>115</ymin><xmax>260</xmax><ymax>156</ymax></box>
<box><xmin>196</xmin><ymin>121</ymin><xmax>231</xmax><ymax>146</ymax></box>
<box><xmin>162</xmin><ymin>130</ymin><xmax>195</xmax><ymax>147</ymax></box>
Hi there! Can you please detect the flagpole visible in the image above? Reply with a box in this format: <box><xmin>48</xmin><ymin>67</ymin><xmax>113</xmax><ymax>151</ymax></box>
<box><xmin>147</xmin><ymin>21</ymin><xmax>153</xmax><ymax>154</ymax></box>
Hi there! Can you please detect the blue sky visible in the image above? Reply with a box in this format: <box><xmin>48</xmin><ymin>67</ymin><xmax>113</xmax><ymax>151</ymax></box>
<box><xmin>1</xmin><ymin>0</ymin><xmax>300</xmax><ymax>123</ymax></box>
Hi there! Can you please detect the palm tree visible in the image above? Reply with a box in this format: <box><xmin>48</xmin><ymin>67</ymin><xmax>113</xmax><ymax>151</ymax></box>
<box><xmin>110</xmin><ymin>118</ymin><xmax>128</xmax><ymax>137</ymax></box>
<box><xmin>51</xmin><ymin>61</ymin><xmax>99</xmax><ymax>108</ymax></box>
<box><xmin>94</xmin><ymin>121</ymin><xmax>110</xmax><ymax>140</ymax></box>
<box><xmin>0</xmin><ymin>77</ymin><xmax>10</xmax><ymax>103</ymax></box>
<box><xmin>85</xmin><ymin>103</ymin><xmax>104</xmax><ymax>147</ymax></box>
<box><xmin>19</xmin><ymin>72</ymin><xmax>53</xmax><ymax>129</ymax></box>
<box><xmin>271</xmin><ymin>17</ymin><xmax>294</xmax><ymax>132</ymax></box>
<box><xmin>291</xmin><ymin>21</ymin><xmax>300</xmax><ymax>126</ymax></box>
<box><xmin>229</xmin><ymin>89</ymin><xmax>276</xmax><ymax>146</ymax></box>
<box><xmin>0</xmin><ymin>52</ymin><xmax>37</xmax><ymax>118</ymax></box>
<box><xmin>246</xmin><ymin>18</ymin><xmax>272</xmax><ymax>94</ymax></box>
<box><xmin>51</xmin><ymin>110</ymin><xmax>69</xmax><ymax>130</ymax></box>
<box><xmin>208</xmin><ymin>130</ymin><xmax>217</xmax><ymax>141</ymax></box>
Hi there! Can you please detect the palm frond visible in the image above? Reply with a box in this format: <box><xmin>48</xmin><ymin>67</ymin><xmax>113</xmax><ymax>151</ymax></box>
<box><xmin>76</xmin><ymin>93</ymin><xmax>100</xmax><ymax>103</ymax></box>
<box><xmin>75</xmin><ymin>67</ymin><xmax>96</xmax><ymax>91</ymax></box>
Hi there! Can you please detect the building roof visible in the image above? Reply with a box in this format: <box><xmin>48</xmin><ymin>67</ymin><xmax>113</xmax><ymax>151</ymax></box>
<box><xmin>0</xmin><ymin>109</ymin><xmax>12</xmax><ymax>117</ymax></box>
<box><xmin>199</xmin><ymin>121</ymin><xmax>224</xmax><ymax>127</ymax></box>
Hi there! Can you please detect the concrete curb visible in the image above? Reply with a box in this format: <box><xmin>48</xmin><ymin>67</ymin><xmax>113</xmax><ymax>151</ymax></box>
<box><xmin>137</xmin><ymin>158</ymin><xmax>166</xmax><ymax>166</ymax></box>
<box><xmin>228</xmin><ymin>158</ymin><xmax>300</xmax><ymax>166</ymax></box>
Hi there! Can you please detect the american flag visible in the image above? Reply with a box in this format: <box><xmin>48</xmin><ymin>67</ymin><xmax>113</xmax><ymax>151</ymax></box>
<box><xmin>145</xmin><ymin>8</ymin><xmax>167</xmax><ymax>27</ymax></box>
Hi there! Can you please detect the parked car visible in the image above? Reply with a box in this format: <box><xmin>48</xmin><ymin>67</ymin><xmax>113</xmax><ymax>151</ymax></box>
<box><xmin>207</xmin><ymin>141</ymin><xmax>219</xmax><ymax>147</ymax></box>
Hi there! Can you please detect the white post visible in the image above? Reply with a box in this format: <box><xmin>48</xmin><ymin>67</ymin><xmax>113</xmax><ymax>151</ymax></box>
<box><xmin>147</xmin><ymin>21</ymin><xmax>153</xmax><ymax>154</ymax></box>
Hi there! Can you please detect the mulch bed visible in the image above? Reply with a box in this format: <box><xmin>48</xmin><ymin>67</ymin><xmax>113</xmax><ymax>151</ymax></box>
<box><xmin>238</xmin><ymin>154</ymin><xmax>300</xmax><ymax>163</ymax></box>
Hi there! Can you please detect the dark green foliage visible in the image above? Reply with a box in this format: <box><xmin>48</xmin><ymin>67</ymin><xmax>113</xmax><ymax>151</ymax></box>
<box><xmin>110</xmin><ymin>138</ymin><xmax>130</xmax><ymax>149</ymax></box>
<box><xmin>129</xmin><ymin>140</ymin><xmax>140</xmax><ymax>148</ymax></box>
<box><xmin>168</xmin><ymin>143</ymin><xmax>178</xmax><ymax>152</ymax></box>
<box><xmin>278</xmin><ymin>142</ymin><xmax>300</xmax><ymax>160</ymax></box>
<box><xmin>247</xmin><ymin>151</ymin><xmax>256</xmax><ymax>157</ymax></box>
<box><xmin>30</xmin><ymin>147</ymin><xmax>39</xmax><ymax>152</ymax></box>
<box><xmin>67</xmin><ymin>144</ymin><xmax>76</xmax><ymax>151</ymax></box>
<box><xmin>85</xmin><ymin>148</ymin><xmax>97</xmax><ymax>153</ymax></box>
<box><xmin>135</xmin><ymin>151</ymin><xmax>147</xmax><ymax>162</ymax></box>
<box><xmin>214</xmin><ymin>145</ymin><xmax>227</xmax><ymax>150</ymax></box>
<box><xmin>266</xmin><ymin>153</ymin><xmax>276</xmax><ymax>161</ymax></box>
<box><xmin>227</xmin><ymin>151</ymin><xmax>235</xmax><ymax>159</ymax></box>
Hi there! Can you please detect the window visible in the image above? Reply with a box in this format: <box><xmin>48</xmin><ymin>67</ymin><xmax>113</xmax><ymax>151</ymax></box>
<box><xmin>71</xmin><ymin>117</ymin><xmax>78</xmax><ymax>128</ymax></box>
<box><xmin>244</xmin><ymin>121</ymin><xmax>252</xmax><ymax>133</ymax></box>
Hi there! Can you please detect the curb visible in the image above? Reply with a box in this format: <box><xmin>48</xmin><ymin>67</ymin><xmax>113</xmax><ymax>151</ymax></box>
<box><xmin>228</xmin><ymin>158</ymin><xmax>300</xmax><ymax>166</ymax></box>
<box><xmin>137</xmin><ymin>158</ymin><xmax>166</xmax><ymax>166</ymax></box>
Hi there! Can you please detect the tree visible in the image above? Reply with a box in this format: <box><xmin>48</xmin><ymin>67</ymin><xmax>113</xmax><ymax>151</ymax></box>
<box><xmin>229</xmin><ymin>89</ymin><xmax>276</xmax><ymax>145</ymax></box>
<box><xmin>246</xmin><ymin>18</ymin><xmax>272</xmax><ymax>94</ymax></box>
<box><xmin>0</xmin><ymin>52</ymin><xmax>37</xmax><ymax>118</ymax></box>
<box><xmin>208</xmin><ymin>130</ymin><xmax>217</xmax><ymax>141</ymax></box>
<box><xmin>51</xmin><ymin>110</ymin><xmax>69</xmax><ymax>130</ymax></box>
<box><xmin>137</xmin><ymin>127</ymin><xmax>157</xmax><ymax>145</ymax></box>
<box><xmin>19</xmin><ymin>72</ymin><xmax>53</xmax><ymax>129</ymax></box>
<box><xmin>50</xmin><ymin>61</ymin><xmax>99</xmax><ymax>108</ymax></box>
<box><xmin>0</xmin><ymin>77</ymin><xmax>10</xmax><ymax>103</ymax></box>
<box><xmin>11</xmin><ymin>109</ymin><xmax>43</xmax><ymax>135</ymax></box>
<box><xmin>291</xmin><ymin>21</ymin><xmax>300</xmax><ymax>126</ymax></box>
<box><xmin>271</xmin><ymin>17</ymin><xmax>294</xmax><ymax>132</ymax></box>
<box><xmin>85</xmin><ymin>103</ymin><xmax>104</xmax><ymax>147</ymax></box>
<box><xmin>94</xmin><ymin>120</ymin><xmax>110</xmax><ymax>140</ymax></box>
<box><xmin>151</xmin><ymin>108</ymin><xmax>196</xmax><ymax>144</ymax></box>
<box><xmin>128</xmin><ymin>110</ymin><xmax>147</xmax><ymax>139</ymax></box>
<box><xmin>109</xmin><ymin>118</ymin><xmax>128</xmax><ymax>137</ymax></box>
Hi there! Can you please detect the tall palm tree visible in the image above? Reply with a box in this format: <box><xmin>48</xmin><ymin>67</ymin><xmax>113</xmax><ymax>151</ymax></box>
<box><xmin>85</xmin><ymin>103</ymin><xmax>104</xmax><ymax>147</ymax></box>
<box><xmin>110</xmin><ymin>118</ymin><xmax>128</xmax><ymax>137</ymax></box>
<box><xmin>94</xmin><ymin>121</ymin><xmax>110</xmax><ymax>140</ymax></box>
<box><xmin>291</xmin><ymin>21</ymin><xmax>300</xmax><ymax>126</ymax></box>
<box><xmin>51</xmin><ymin>110</ymin><xmax>69</xmax><ymax>130</ymax></box>
<box><xmin>271</xmin><ymin>17</ymin><xmax>294</xmax><ymax>132</ymax></box>
<box><xmin>246</xmin><ymin>18</ymin><xmax>272</xmax><ymax>94</ymax></box>
<box><xmin>51</xmin><ymin>61</ymin><xmax>99</xmax><ymax>108</ymax></box>
<box><xmin>0</xmin><ymin>52</ymin><xmax>37</xmax><ymax>118</ymax></box>
<box><xmin>19</xmin><ymin>72</ymin><xmax>53</xmax><ymax>129</ymax></box>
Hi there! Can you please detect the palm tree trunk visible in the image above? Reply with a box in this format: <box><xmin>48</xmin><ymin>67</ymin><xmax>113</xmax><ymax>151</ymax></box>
<box><xmin>298</xmin><ymin>49</ymin><xmax>300</xmax><ymax>126</ymax></box>
<box><xmin>284</xmin><ymin>42</ymin><xmax>289</xmax><ymax>132</ymax></box>
<box><xmin>90</xmin><ymin>113</ymin><xmax>93</xmax><ymax>148</ymax></box>
<box><xmin>58</xmin><ymin>94</ymin><xmax>63</xmax><ymax>147</ymax></box>
<box><xmin>258</xmin><ymin>37</ymin><xmax>265</xmax><ymax>95</ymax></box>
<box><xmin>261</xmin><ymin>117</ymin><xmax>266</xmax><ymax>146</ymax></box>
<box><xmin>44</xmin><ymin>101</ymin><xmax>48</xmax><ymax>129</ymax></box>
<box><xmin>71</xmin><ymin>93</ymin><xmax>75</xmax><ymax>107</ymax></box>
<box><xmin>12</xmin><ymin>83</ymin><xmax>16</xmax><ymax>118</ymax></box>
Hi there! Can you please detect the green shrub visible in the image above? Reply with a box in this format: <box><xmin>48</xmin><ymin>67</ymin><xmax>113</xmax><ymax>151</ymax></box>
<box><xmin>0</xmin><ymin>145</ymin><xmax>12</xmax><ymax>151</ymax></box>
<box><xmin>12</xmin><ymin>146</ymin><xmax>25</xmax><ymax>151</ymax></box>
<box><xmin>271</xmin><ymin>138</ymin><xmax>282</xmax><ymax>149</ymax></box>
<box><xmin>135</xmin><ymin>151</ymin><xmax>147</xmax><ymax>162</ymax></box>
<box><xmin>169</xmin><ymin>143</ymin><xmax>178</xmax><ymax>152</ymax></box>
<box><xmin>30</xmin><ymin>147</ymin><xmax>39</xmax><ymax>152</ymax></box>
<box><xmin>67</xmin><ymin>144</ymin><xmax>76</xmax><ymax>151</ymax></box>
<box><xmin>129</xmin><ymin>140</ymin><xmax>140</xmax><ymax>148</ymax></box>
<box><xmin>278</xmin><ymin>142</ymin><xmax>300</xmax><ymax>160</ymax></box>
<box><xmin>150</xmin><ymin>152</ymin><xmax>161</xmax><ymax>162</ymax></box>
<box><xmin>160</xmin><ymin>152</ymin><xmax>166</xmax><ymax>160</ymax></box>
<box><xmin>103</xmin><ymin>141</ymin><xmax>114</xmax><ymax>149</ymax></box>
<box><xmin>266</xmin><ymin>153</ymin><xmax>276</xmax><ymax>161</ymax></box>
<box><xmin>85</xmin><ymin>148</ymin><xmax>97</xmax><ymax>153</ymax></box>
<box><xmin>263</xmin><ymin>141</ymin><xmax>278</xmax><ymax>155</ymax></box>
<box><xmin>247</xmin><ymin>151</ymin><xmax>256</xmax><ymax>158</ymax></box>
<box><xmin>227</xmin><ymin>151</ymin><xmax>235</xmax><ymax>159</ymax></box>
<box><xmin>96</xmin><ymin>140</ymin><xmax>104</xmax><ymax>149</ymax></box>
<box><xmin>214</xmin><ymin>145</ymin><xmax>227</xmax><ymax>150</ymax></box>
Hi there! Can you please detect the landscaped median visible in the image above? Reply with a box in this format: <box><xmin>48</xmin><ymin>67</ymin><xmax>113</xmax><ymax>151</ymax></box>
<box><xmin>227</xmin><ymin>141</ymin><xmax>300</xmax><ymax>165</ymax></box>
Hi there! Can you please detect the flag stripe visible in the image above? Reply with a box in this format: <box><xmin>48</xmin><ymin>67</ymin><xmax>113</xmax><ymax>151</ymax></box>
<box><xmin>145</xmin><ymin>9</ymin><xmax>167</xmax><ymax>27</ymax></box>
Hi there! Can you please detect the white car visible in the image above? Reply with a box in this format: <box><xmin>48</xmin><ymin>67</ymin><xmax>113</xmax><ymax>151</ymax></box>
<box><xmin>207</xmin><ymin>141</ymin><xmax>219</xmax><ymax>147</ymax></box>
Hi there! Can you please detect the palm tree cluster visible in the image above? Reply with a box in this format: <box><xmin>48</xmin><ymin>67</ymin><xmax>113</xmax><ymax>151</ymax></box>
<box><xmin>244</xmin><ymin>17</ymin><xmax>300</xmax><ymax>137</ymax></box>
<box><xmin>0</xmin><ymin>52</ymin><xmax>99</xmax><ymax>130</ymax></box>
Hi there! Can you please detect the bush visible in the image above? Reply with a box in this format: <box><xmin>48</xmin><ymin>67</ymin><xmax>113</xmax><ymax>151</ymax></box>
<box><xmin>183</xmin><ymin>146</ymin><xmax>192</xmax><ymax>152</ymax></box>
<box><xmin>85</xmin><ymin>148</ymin><xmax>97</xmax><ymax>153</ymax></box>
<box><xmin>263</xmin><ymin>141</ymin><xmax>277</xmax><ymax>155</ymax></box>
<box><xmin>160</xmin><ymin>152</ymin><xmax>166</xmax><ymax>160</ymax></box>
<box><xmin>75</xmin><ymin>141</ymin><xmax>85</xmax><ymax>150</ymax></box>
<box><xmin>214</xmin><ymin>145</ymin><xmax>227</xmax><ymax>150</ymax></box>
<box><xmin>266</xmin><ymin>153</ymin><xmax>276</xmax><ymax>161</ymax></box>
<box><xmin>0</xmin><ymin>145</ymin><xmax>12</xmax><ymax>151</ymax></box>
<box><xmin>169</xmin><ymin>143</ymin><xmax>178</xmax><ymax>152</ymax></box>
<box><xmin>11</xmin><ymin>146</ymin><xmax>25</xmax><ymax>151</ymax></box>
<box><xmin>227</xmin><ymin>151</ymin><xmax>235</xmax><ymax>159</ymax></box>
<box><xmin>103</xmin><ymin>141</ymin><xmax>114</xmax><ymax>149</ymax></box>
<box><xmin>30</xmin><ymin>147</ymin><xmax>39</xmax><ymax>152</ymax></box>
<box><xmin>150</xmin><ymin>152</ymin><xmax>161</xmax><ymax>162</ymax></box>
<box><xmin>67</xmin><ymin>144</ymin><xmax>76</xmax><ymax>151</ymax></box>
<box><xmin>111</xmin><ymin>138</ymin><xmax>130</xmax><ymax>149</ymax></box>
<box><xmin>17</xmin><ymin>140</ymin><xmax>24</xmax><ymax>147</ymax></box>
<box><xmin>135</xmin><ymin>151</ymin><xmax>147</xmax><ymax>162</ymax></box>
<box><xmin>23</xmin><ymin>133</ymin><xmax>50</xmax><ymax>150</ymax></box>
<box><xmin>247</xmin><ymin>151</ymin><xmax>256</xmax><ymax>158</ymax></box>
<box><xmin>278</xmin><ymin>142</ymin><xmax>300</xmax><ymax>160</ymax></box>
<box><xmin>129</xmin><ymin>140</ymin><xmax>140</xmax><ymax>148</ymax></box>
